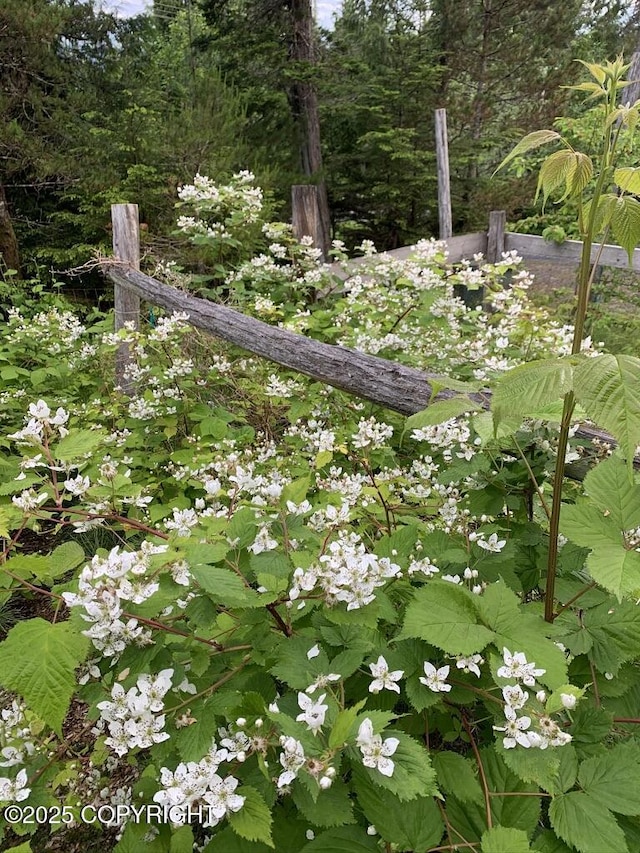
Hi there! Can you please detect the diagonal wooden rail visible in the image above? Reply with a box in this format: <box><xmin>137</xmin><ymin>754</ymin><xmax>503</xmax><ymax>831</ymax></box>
<box><xmin>105</xmin><ymin>263</ymin><xmax>630</xmax><ymax>471</ymax></box>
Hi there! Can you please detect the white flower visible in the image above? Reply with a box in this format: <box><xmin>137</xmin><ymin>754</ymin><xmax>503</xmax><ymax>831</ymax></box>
<box><xmin>165</xmin><ymin>508</ymin><xmax>199</xmax><ymax>537</ymax></box>
<box><xmin>307</xmin><ymin>644</ymin><xmax>320</xmax><ymax>660</ymax></box>
<box><xmin>455</xmin><ymin>655</ymin><xmax>483</xmax><ymax>678</ymax></box>
<box><xmin>356</xmin><ymin>718</ymin><xmax>399</xmax><ymax>777</ymax></box>
<box><xmin>477</xmin><ymin>533</ymin><xmax>506</xmax><ymax>553</ymax></box>
<box><xmin>494</xmin><ymin>706</ymin><xmax>532</xmax><ymax>749</ymax></box>
<box><xmin>368</xmin><ymin>656</ymin><xmax>404</xmax><ymax>694</ymax></box>
<box><xmin>560</xmin><ymin>693</ymin><xmax>577</xmax><ymax>710</ymax></box>
<box><xmin>296</xmin><ymin>693</ymin><xmax>328</xmax><ymax>734</ymax></box>
<box><xmin>502</xmin><ymin>685</ymin><xmax>529</xmax><ymax>710</ymax></box>
<box><xmin>64</xmin><ymin>474</ymin><xmax>91</xmax><ymax>496</ymax></box>
<box><xmin>0</xmin><ymin>768</ymin><xmax>30</xmax><ymax>803</ymax></box>
<box><xmin>497</xmin><ymin>648</ymin><xmax>545</xmax><ymax>687</ymax></box>
<box><xmin>305</xmin><ymin>673</ymin><xmax>341</xmax><ymax>694</ymax></box>
<box><xmin>419</xmin><ymin>662</ymin><xmax>451</xmax><ymax>693</ymax></box>
<box><xmin>277</xmin><ymin>736</ymin><xmax>305</xmax><ymax>788</ymax></box>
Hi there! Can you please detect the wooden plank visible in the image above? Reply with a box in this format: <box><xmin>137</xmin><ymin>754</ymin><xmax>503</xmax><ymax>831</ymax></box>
<box><xmin>111</xmin><ymin>203</ymin><xmax>141</xmax><ymax>394</ymax></box>
<box><xmin>505</xmin><ymin>232</ymin><xmax>640</xmax><ymax>272</ymax></box>
<box><xmin>435</xmin><ymin>109</ymin><xmax>452</xmax><ymax>240</ymax></box>
<box><xmin>487</xmin><ymin>210</ymin><xmax>506</xmax><ymax>263</ymax></box>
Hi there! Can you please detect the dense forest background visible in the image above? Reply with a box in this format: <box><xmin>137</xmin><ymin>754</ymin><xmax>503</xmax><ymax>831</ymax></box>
<box><xmin>1</xmin><ymin>0</ymin><xmax>639</xmax><ymax>283</ymax></box>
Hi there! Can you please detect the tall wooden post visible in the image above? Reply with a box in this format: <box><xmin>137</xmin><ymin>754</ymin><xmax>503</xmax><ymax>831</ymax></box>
<box><xmin>487</xmin><ymin>210</ymin><xmax>506</xmax><ymax>263</ymax></box>
<box><xmin>111</xmin><ymin>203</ymin><xmax>141</xmax><ymax>393</ymax></box>
<box><xmin>435</xmin><ymin>109</ymin><xmax>452</xmax><ymax>240</ymax></box>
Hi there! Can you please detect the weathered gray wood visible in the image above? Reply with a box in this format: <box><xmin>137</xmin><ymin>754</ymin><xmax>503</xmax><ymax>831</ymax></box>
<box><xmin>505</xmin><ymin>232</ymin><xmax>640</xmax><ymax>272</ymax></box>
<box><xmin>487</xmin><ymin>210</ymin><xmax>506</xmax><ymax>263</ymax></box>
<box><xmin>292</xmin><ymin>185</ymin><xmax>325</xmax><ymax>260</ymax></box>
<box><xmin>435</xmin><ymin>109</ymin><xmax>452</xmax><ymax>240</ymax></box>
<box><xmin>104</xmin><ymin>263</ymin><xmax>638</xmax><ymax>469</ymax></box>
<box><xmin>623</xmin><ymin>51</ymin><xmax>640</xmax><ymax>108</ymax></box>
<box><xmin>111</xmin><ymin>204</ymin><xmax>141</xmax><ymax>394</ymax></box>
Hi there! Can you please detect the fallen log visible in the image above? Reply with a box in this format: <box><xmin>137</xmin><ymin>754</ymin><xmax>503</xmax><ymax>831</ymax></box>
<box><xmin>105</xmin><ymin>264</ymin><xmax>636</xmax><ymax>467</ymax></box>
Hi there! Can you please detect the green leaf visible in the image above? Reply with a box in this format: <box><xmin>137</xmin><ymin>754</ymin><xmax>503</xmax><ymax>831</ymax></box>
<box><xmin>574</xmin><ymin>354</ymin><xmax>640</xmax><ymax>467</ymax></box>
<box><xmin>492</xmin><ymin>359</ymin><xmax>573</xmax><ymax>426</ymax></box>
<box><xmin>0</xmin><ymin>618</ymin><xmax>89</xmax><ymax>735</ymax></box>
<box><xmin>46</xmin><ymin>541</ymin><xmax>85</xmax><ymax>580</ymax></box>
<box><xmin>611</xmin><ymin>195</ymin><xmax>640</xmax><ymax>263</ymax></box>
<box><xmin>170</xmin><ymin>826</ymin><xmax>195</xmax><ymax>853</ymax></box>
<box><xmin>405</xmin><ymin>397</ymin><xmax>480</xmax><ymax>435</ymax></box>
<box><xmin>531</xmin><ymin>830</ymin><xmax>574</xmax><ymax>853</ymax></box>
<box><xmin>577</xmin><ymin>743</ymin><xmax>640</xmax><ymax>815</ymax></box>
<box><xmin>354</xmin><ymin>766</ymin><xmax>443</xmax><ymax>851</ymax></box>
<box><xmin>432</xmin><ymin>752</ymin><xmax>483</xmax><ymax>803</ymax></box>
<box><xmin>584</xmin><ymin>600</ymin><xmax>640</xmax><ymax>673</ymax></box>
<box><xmin>292</xmin><ymin>778</ymin><xmax>355</xmax><ymax>828</ymax></box>
<box><xmin>300</xmin><ymin>826</ymin><xmax>379</xmax><ymax>852</ymax></box>
<box><xmin>329</xmin><ymin>702</ymin><xmax>366</xmax><ymax>749</ymax></box>
<box><xmin>228</xmin><ymin>786</ymin><xmax>274</xmax><ymax>848</ymax></box>
<box><xmin>582</xmin><ymin>455</ymin><xmax>640</xmax><ymax>530</ymax></box>
<box><xmin>190</xmin><ymin>565</ymin><xmax>262</xmax><ymax>607</ymax></box>
<box><xmin>561</xmin><ymin>502</ymin><xmax>640</xmax><ymax>597</ymax></box>
<box><xmin>615</xmin><ymin>167</ymin><xmax>640</xmax><ymax>195</ymax></box>
<box><xmin>400</xmin><ymin>581</ymin><xmax>495</xmax><ymax>655</ymax></box>
<box><xmin>495</xmin><ymin>130</ymin><xmax>563</xmax><ymax>174</ymax></box>
<box><xmin>54</xmin><ymin>428</ymin><xmax>106</xmax><ymax>462</ymax></box>
<box><xmin>481</xmin><ymin>826</ymin><xmax>531</xmax><ymax>853</ymax></box>
<box><xmin>550</xmin><ymin>792</ymin><xmax>628</xmax><ymax>853</ymax></box>
<box><xmin>537</xmin><ymin>150</ymin><xmax>577</xmax><ymax>205</ymax></box>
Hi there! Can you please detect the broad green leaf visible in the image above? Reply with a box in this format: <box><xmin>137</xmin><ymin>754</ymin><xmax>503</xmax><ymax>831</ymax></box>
<box><xmin>577</xmin><ymin>743</ymin><xmax>640</xmax><ymax>815</ymax></box>
<box><xmin>0</xmin><ymin>618</ymin><xmax>89</xmax><ymax>735</ymax></box>
<box><xmin>584</xmin><ymin>600</ymin><xmax>640</xmax><ymax>673</ymax></box>
<box><xmin>561</xmin><ymin>502</ymin><xmax>640</xmax><ymax>597</ymax></box>
<box><xmin>615</xmin><ymin>167</ymin><xmax>640</xmax><ymax>195</ymax></box>
<box><xmin>432</xmin><ymin>752</ymin><xmax>483</xmax><ymax>803</ymax></box>
<box><xmin>492</xmin><ymin>359</ymin><xmax>573</xmax><ymax>426</ymax></box>
<box><xmin>300</xmin><ymin>826</ymin><xmax>379</xmax><ymax>852</ymax></box>
<box><xmin>357</xmin><ymin>731</ymin><xmax>437</xmax><ymax>802</ymax></box>
<box><xmin>499</xmin><ymin>741</ymin><xmax>560</xmax><ymax>792</ymax></box>
<box><xmin>45</xmin><ymin>541</ymin><xmax>85</xmax><ymax>580</ymax></box>
<box><xmin>292</xmin><ymin>778</ymin><xmax>355</xmax><ymax>828</ymax></box>
<box><xmin>582</xmin><ymin>455</ymin><xmax>640</xmax><ymax>530</ymax></box>
<box><xmin>537</xmin><ymin>150</ymin><xmax>577</xmax><ymax>205</ymax></box>
<box><xmin>329</xmin><ymin>702</ymin><xmax>366</xmax><ymax>749</ymax></box>
<box><xmin>531</xmin><ymin>830</ymin><xmax>574</xmax><ymax>853</ymax></box>
<box><xmin>495</xmin><ymin>130</ymin><xmax>562</xmax><ymax>174</ymax></box>
<box><xmin>175</xmin><ymin>706</ymin><xmax>219</xmax><ymax>762</ymax></box>
<box><xmin>549</xmin><ymin>792</ymin><xmax>628</xmax><ymax>853</ymax></box>
<box><xmin>574</xmin><ymin>354</ymin><xmax>640</xmax><ymax>468</ymax></box>
<box><xmin>611</xmin><ymin>195</ymin><xmax>640</xmax><ymax>262</ymax></box>
<box><xmin>400</xmin><ymin>581</ymin><xmax>495</xmax><ymax>655</ymax></box>
<box><xmin>228</xmin><ymin>786</ymin><xmax>274</xmax><ymax>848</ymax></box>
<box><xmin>405</xmin><ymin>397</ymin><xmax>480</xmax><ymax>435</ymax></box>
<box><xmin>0</xmin><ymin>507</ymin><xmax>10</xmax><ymax>539</ymax></box>
<box><xmin>190</xmin><ymin>565</ymin><xmax>262</xmax><ymax>607</ymax></box>
<box><xmin>170</xmin><ymin>826</ymin><xmax>194</xmax><ymax>853</ymax></box>
<box><xmin>482</xmin><ymin>826</ymin><xmax>531</xmax><ymax>852</ymax></box>
<box><xmin>354</xmin><ymin>767</ymin><xmax>443</xmax><ymax>851</ymax></box>
<box><xmin>54</xmin><ymin>428</ymin><xmax>106</xmax><ymax>462</ymax></box>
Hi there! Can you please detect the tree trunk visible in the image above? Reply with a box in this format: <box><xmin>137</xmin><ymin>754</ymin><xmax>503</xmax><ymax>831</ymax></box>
<box><xmin>290</xmin><ymin>0</ymin><xmax>331</xmax><ymax>257</ymax></box>
<box><xmin>0</xmin><ymin>181</ymin><xmax>21</xmax><ymax>276</ymax></box>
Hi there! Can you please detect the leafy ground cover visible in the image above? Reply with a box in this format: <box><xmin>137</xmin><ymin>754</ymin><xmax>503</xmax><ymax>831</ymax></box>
<box><xmin>1</xmin><ymin>168</ymin><xmax>640</xmax><ymax>853</ymax></box>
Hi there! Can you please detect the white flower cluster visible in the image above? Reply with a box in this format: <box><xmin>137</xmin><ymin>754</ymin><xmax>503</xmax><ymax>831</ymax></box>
<box><xmin>62</xmin><ymin>542</ymin><xmax>168</xmax><ymax>657</ymax></box>
<box><xmin>277</xmin><ymin>736</ymin><xmax>306</xmax><ymax>789</ymax></box>
<box><xmin>0</xmin><ymin>701</ymin><xmax>38</xmax><ymax>768</ymax></box>
<box><xmin>177</xmin><ymin>171</ymin><xmax>263</xmax><ymax>239</ymax></box>
<box><xmin>153</xmin><ymin>743</ymin><xmax>245</xmax><ymax>828</ymax></box>
<box><xmin>351</xmin><ymin>417</ymin><xmax>394</xmax><ymax>450</ymax></box>
<box><xmin>96</xmin><ymin>669</ymin><xmax>173</xmax><ymax>756</ymax></box>
<box><xmin>356</xmin><ymin>718</ymin><xmax>399</xmax><ymax>777</ymax></box>
<box><xmin>7</xmin><ymin>308</ymin><xmax>86</xmax><ymax>359</ymax></box>
<box><xmin>289</xmin><ymin>531</ymin><xmax>401</xmax><ymax>610</ymax></box>
<box><xmin>8</xmin><ymin>399</ymin><xmax>69</xmax><ymax>445</ymax></box>
<box><xmin>0</xmin><ymin>768</ymin><xmax>30</xmax><ymax>803</ymax></box>
<box><xmin>494</xmin><ymin>648</ymin><xmax>572</xmax><ymax>750</ymax></box>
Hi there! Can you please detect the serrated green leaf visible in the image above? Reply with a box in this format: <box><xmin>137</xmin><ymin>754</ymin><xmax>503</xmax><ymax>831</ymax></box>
<box><xmin>582</xmin><ymin>455</ymin><xmax>640</xmax><ymax>530</ymax></box>
<box><xmin>615</xmin><ymin>167</ymin><xmax>640</xmax><ymax>195</ymax></box>
<box><xmin>292</xmin><ymin>778</ymin><xmax>355</xmax><ymax>828</ymax></box>
<box><xmin>577</xmin><ymin>743</ymin><xmax>640</xmax><ymax>815</ymax></box>
<box><xmin>584</xmin><ymin>600</ymin><xmax>640</xmax><ymax>673</ymax></box>
<box><xmin>432</xmin><ymin>752</ymin><xmax>483</xmax><ymax>803</ymax></box>
<box><xmin>492</xmin><ymin>359</ymin><xmax>573</xmax><ymax>426</ymax></box>
<box><xmin>499</xmin><ymin>741</ymin><xmax>560</xmax><ymax>791</ymax></box>
<box><xmin>611</xmin><ymin>195</ymin><xmax>640</xmax><ymax>262</ymax></box>
<box><xmin>482</xmin><ymin>825</ymin><xmax>531</xmax><ymax>852</ymax></box>
<box><xmin>561</xmin><ymin>502</ymin><xmax>640</xmax><ymax>597</ymax></box>
<box><xmin>0</xmin><ymin>507</ymin><xmax>11</xmax><ymax>539</ymax></box>
<box><xmin>401</xmin><ymin>581</ymin><xmax>495</xmax><ymax>655</ymax></box>
<box><xmin>549</xmin><ymin>792</ymin><xmax>628</xmax><ymax>853</ymax></box>
<box><xmin>531</xmin><ymin>829</ymin><xmax>574</xmax><ymax>853</ymax></box>
<box><xmin>54</xmin><ymin>429</ymin><xmax>106</xmax><ymax>462</ymax></box>
<box><xmin>405</xmin><ymin>397</ymin><xmax>480</xmax><ymax>435</ymax></box>
<box><xmin>354</xmin><ymin>766</ymin><xmax>443</xmax><ymax>851</ymax></box>
<box><xmin>46</xmin><ymin>541</ymin><xmax>85</xmax><ymax>580</ymax></box>
<box><xmin>190</xmin><ymin>565</ymin><xmax>262</xmax><ymax>607</ymax></box>
<box><xmin>228</xmin><ymin>786</ymin><xmax>273</xmax><ymax>848</ymax></box>
<box><xmin>300</xmin><ymin>826</ymin><xmax>379</xmax><ymax>852</ymax></box>
<box><xmin>329</xmin><ymin>701</ymin><xmax>365</xmax><ymax>749</ymax></box>
<box><xmin>169</xmin><ymin>826</ymin><xmax>194</xmax><ymax>853</ymax></box>
<box><xmin>495</xmin><ymin>130</ymin><xmax>563</xmax><ymax>174</ymax></box>
<box><xmin>574</xmin><ymin>354</ymin><xmax>640</xmax><ymax>468</ymax></box>
<box><xmin>0</xmin><ymin>618</ymin><xmax>88</xmax><ymax>735</ymax></box>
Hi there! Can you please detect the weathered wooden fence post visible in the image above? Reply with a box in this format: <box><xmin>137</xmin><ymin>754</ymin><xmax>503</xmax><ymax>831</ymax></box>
<box><xmin>435</xmin><ymin>109</ymin><xmax>452</xmax><ymax>240</ymax></box>
<box><xmin>111</xmin><ymin>203</ymin><xmax>141</xmax><ymax>393</ymax></box>
<box><xmin>292</xmin><ymin>185</ymin><xmax>327</xmax><ymax>260</ymax></box>
<box><xmin>487</xmin><ymin>210</ymin><xmax>506</xmax><ymax>263</ymax></box>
